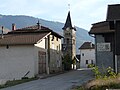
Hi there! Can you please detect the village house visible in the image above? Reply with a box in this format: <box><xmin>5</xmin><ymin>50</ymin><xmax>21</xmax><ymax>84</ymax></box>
<box><xmin>0</xmin><ymin>23</ymin><xmax>63</xmax><ymax>84</ymax></box>
<box><xmin>89</xmin><ymin>4</ymin><xmax>120</xmax><ymax>73</ymax></box>
<box><xmin>79</xmin><ymin>42</ymin><xmax>95</xmax><ymax>68</ymax></box>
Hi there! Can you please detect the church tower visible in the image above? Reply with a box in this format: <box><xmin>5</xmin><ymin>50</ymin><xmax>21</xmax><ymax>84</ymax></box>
<box><xmin>62</xmin><ymin>11</ymin><xmax>76</xmax><ymax>60</ymax></box>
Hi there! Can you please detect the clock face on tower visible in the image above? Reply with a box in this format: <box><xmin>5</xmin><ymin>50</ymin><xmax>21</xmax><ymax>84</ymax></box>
<box><xmin>64</xmin><ymin>28</ymin><xmax>71</xmax><ymax>36</ymax></box>
<box><xmin>66</xmin><ymin>28</ymin><xmax>69</xmax><ymax>31</ymax></box>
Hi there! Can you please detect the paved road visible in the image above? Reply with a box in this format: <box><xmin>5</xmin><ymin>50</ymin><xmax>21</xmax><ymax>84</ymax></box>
<box><xmin>1</xmin><ymin>69</ymin><xmax>94</xmax><ymax>90</ymax></box>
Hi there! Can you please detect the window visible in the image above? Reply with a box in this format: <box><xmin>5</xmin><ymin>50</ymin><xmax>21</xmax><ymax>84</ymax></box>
<box><xmin>82</xmin><ymin>53</ymin><xmax>84</xmax><ymax>56</ymax></box>
<box><xmin>67</xmin><ymin>38</ymin><xmax>69</xmax><ymax>44</ymax></box>
<box><xmin>63</xmin><ymin>39</ymin><xmax>66</xmax><ymax>43</ymax></box>
<box><xmin>62</xmin><ymin>44</ymin><xmax>66</xmax><ymax>50</ymax></box>
<box><xmin>91</xmin><ymin>60</ymin><xmax>93</xmax><ymax>64</ymax></box>
<box><xmin>57</xmin><ymin>46</ymin><xmax>59</xmax><ymax>51</ymax></box>
<box><xmin>65</xmin><ymin>33</ymin><xmax>70</xmax><ymax>36</ymax></box>
<box><xmin>86</xmin><ymin>60</ymin><xmax>88</xmax><ymax>64</ymax></box>
<box><xmin>6</xmin><ymin>45</ymin><xmax>9</xmax><ymax>49</ymax></box>
<box><xmin>56</xmin><ymin>37</ymin><xmax>58</xmax><ymax>41</ymax></box>
<box><xmin>59</xmin><ymin>44</ymin><xmax>60</xmax><ymax>51</ymax></box>
<box><xmin>68</xmin><ymin>33</ymin><xmax>70</xmax><ymax>35</ymax></box>
<box><xmin>45</xmin><ymin>38</ymin><xmax>47</xmax><ymax>49</ymax></box>
<box><xmin>51</xmin><ymin>35</ymin><xmax>54</xmax><ymax>41</ymax></box>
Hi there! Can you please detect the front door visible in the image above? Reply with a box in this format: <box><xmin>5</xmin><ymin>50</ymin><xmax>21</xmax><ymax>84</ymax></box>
<box><xmin>38</xmin><ymin>51</ymin><xmax>46</xmax><ymax>74</ymax></box>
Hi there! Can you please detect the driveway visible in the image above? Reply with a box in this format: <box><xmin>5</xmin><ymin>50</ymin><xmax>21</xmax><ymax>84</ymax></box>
<box><xmin>1</xmin><ymin>69</ymin><xmax>94</xmax><ymax>90</ymax></box>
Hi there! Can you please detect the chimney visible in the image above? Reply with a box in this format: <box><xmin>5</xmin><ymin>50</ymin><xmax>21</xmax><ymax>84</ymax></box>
<box><xmin>1</xmin><ymin>26</ymin><xmax>4</xmax><ymax>38</ymax></box>
<box><xmin>90</xmin><ymin>42</ymin><xmax>92</xmax><ymax>48</ymax></box>
<box><xmin>37</xmin><ymin>20</ymin><xmax>41</xmax><ymax>29</ymax></box>
<box><xmin>12</xmin><ymin>23</ymin><xmax>16</xmax><ymax>31</ymax></box>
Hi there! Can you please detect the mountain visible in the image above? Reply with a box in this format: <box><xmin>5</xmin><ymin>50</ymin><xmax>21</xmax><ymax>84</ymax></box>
<box><xmin>0</xmin><ymin>14</ymin><xmax>93</xmax><ymax>54</ymax></box>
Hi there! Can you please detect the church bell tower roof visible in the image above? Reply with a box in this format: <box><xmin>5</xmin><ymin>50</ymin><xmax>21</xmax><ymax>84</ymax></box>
<box><xmin>62</xmin><ymin>11</ymin><xmax>75</xmax><ymax>30</ymax></box>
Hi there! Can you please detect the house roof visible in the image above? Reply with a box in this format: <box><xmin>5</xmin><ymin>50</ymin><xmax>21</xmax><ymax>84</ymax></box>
<box><xmin>106</xmin><ymin>4</ymin><xmax>120</xmax><ymax>21</ymax></box>
<box><xmin>9</xmin><ymin>25</ymin><xmax>51</xmax><ymax>34</ymax></box>
<box><xmin>8</xmin><ymin>25</ymin><xmax>63</xmax><ymax>38</ymax></box>
<box><xmin>0</xmin><ymin>32</ymin><xmax>50</xmax><ymax>45</ymax></box>
<box><xmin>18</xmin><ymin>25</ymin><xmax>50</xmax><ymax>30</ymax></box>
<box><xmin>79</xmin><ymin>42</ymin><xmax>95</xmax><ymax>49</ymax></box>
<box><xmin>89</xmin><ymin>21</ymin><xmax>115</xmax><ymax>34</ymax></box>
<box><xmin>89</xmin><ymin>4</ymin><xmax>120</xmax><ymax>35</ymax></box>
<box><xmin>0</xmin><ymin>24</ymin><xmax>63</xmax><ymax>45</ymax></box>
<box><xmin>62</xmin><ymin>11</ymin><xmax>76</xmax><ymax>30</ymax></box>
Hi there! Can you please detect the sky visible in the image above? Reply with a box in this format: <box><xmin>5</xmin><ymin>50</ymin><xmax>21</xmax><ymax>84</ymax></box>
<box><xmin>0</xmin><ymin>0</ymin><xmax>120</xmax><ymax>31</ymax></box>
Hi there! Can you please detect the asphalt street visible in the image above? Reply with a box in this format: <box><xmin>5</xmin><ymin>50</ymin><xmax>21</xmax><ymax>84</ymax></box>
<box><xmin>1</xmin><ymin>69</ymin><xmax>94</xmax><ymax>90</ymax></box>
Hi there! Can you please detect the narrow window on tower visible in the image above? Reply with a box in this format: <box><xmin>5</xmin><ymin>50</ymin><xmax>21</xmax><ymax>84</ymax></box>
<box><xmin>67</xmin><ymin>38</ymin><xmax>69</xmax><ymax>44</ymax></box>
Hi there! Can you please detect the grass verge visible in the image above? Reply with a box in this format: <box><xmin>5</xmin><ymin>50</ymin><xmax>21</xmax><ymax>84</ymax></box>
<box><xmin>0</xmin><ymin>77</ymin><xmax>38</xmax><ymax>89</ymax></box>
<box><xmin>72</xmin><ymin>75</ymin><xmax>120</xmax><ymax>90</ymax></box>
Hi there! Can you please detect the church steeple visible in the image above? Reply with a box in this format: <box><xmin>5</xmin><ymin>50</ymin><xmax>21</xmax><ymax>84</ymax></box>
<box><xmin>62</xmin><ymin>11</ymin><xmax>73</xmax><ymax>30</ymax></box>
<box><xmin>62</xmin><ymin>10</ymin><xmax>76</xmax><ymax>69</ymax></box>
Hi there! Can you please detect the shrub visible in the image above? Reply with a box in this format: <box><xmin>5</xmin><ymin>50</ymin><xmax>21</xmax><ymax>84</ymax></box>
<box><xmin>92</xmin><ymin>66</ymin><xmax>101</xmax><ymax>79</ymax></box>
<box><xmin>92</xmin><ymin>66</ymin><xmax>117</xmax><ymax>79</ymax></box>
<box><xmin>63</xmin><ymin>54</ymin><xmax>72</xmax><ymax>71</ymax></box>
<box><xmin>87</xmin><ymin>64</ymin><xmax>95</xmax><ymax>68</ymax></box>
<box><xmin>106</xmin><ymin>67</ymin><xmax>116</xmax><ymax>78</ymax></box>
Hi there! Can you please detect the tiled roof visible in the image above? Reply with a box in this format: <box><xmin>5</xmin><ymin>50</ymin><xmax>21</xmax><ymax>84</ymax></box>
<box><xmin>106</xmin><ymin>4</ymin><xmax>120</xmax><ymax>21</ymax></box>
<box><xmin>0</xmin><ymin>24</ymin><xmax>63</xmax><ymax>46</ymax></box>
<box><xmin>0</xmin><ymin>32</ymin><xmax>50</xmax><ymax>45</ymax></box>
<box><xmin>79</xmin><ymin>42</ymin><xmax>95</xmax><ymax>49</ymax></box>
<box><xmin>18</xmin><ymin>25</ymin><xmax>50</xmax><ymax>30</ymax></box>
<box><xmin>8</xmin><ymin>25</ymin><xmax>63</xmax><ymax>38</ymax></box>
<box><xmin>9</xmin><ymin>25</ymin><xmax>51</xmax><ymax>34</ymax></box>
<box><xmin>89</xmin><ymin>21</ymin><xmax>115</xmax><ymax>34</ymax></box>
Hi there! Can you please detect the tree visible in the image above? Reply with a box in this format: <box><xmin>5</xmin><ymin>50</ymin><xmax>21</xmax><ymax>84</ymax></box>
<box><xmin>63</xmin><ymin>54</ymin><xmax>72</xmax><ymax>70</ymax></box>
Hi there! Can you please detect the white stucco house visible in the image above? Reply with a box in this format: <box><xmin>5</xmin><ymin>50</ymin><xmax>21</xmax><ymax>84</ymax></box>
<box><xmin>0</xmin><ymin>24</ymin><xmax>63</xmax><ymax>84</ymax></box>
<box><xmin>79</xmin><ymin>42</ymin><xmax>95</xmax><ymax>68</ymax></box>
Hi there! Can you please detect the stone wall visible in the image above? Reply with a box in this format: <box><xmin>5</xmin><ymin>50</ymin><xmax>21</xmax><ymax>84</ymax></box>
<box><xmin>95</xmin><ymin>35</ymin><xmax>114</xmax><ymax>71</ymax></box>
